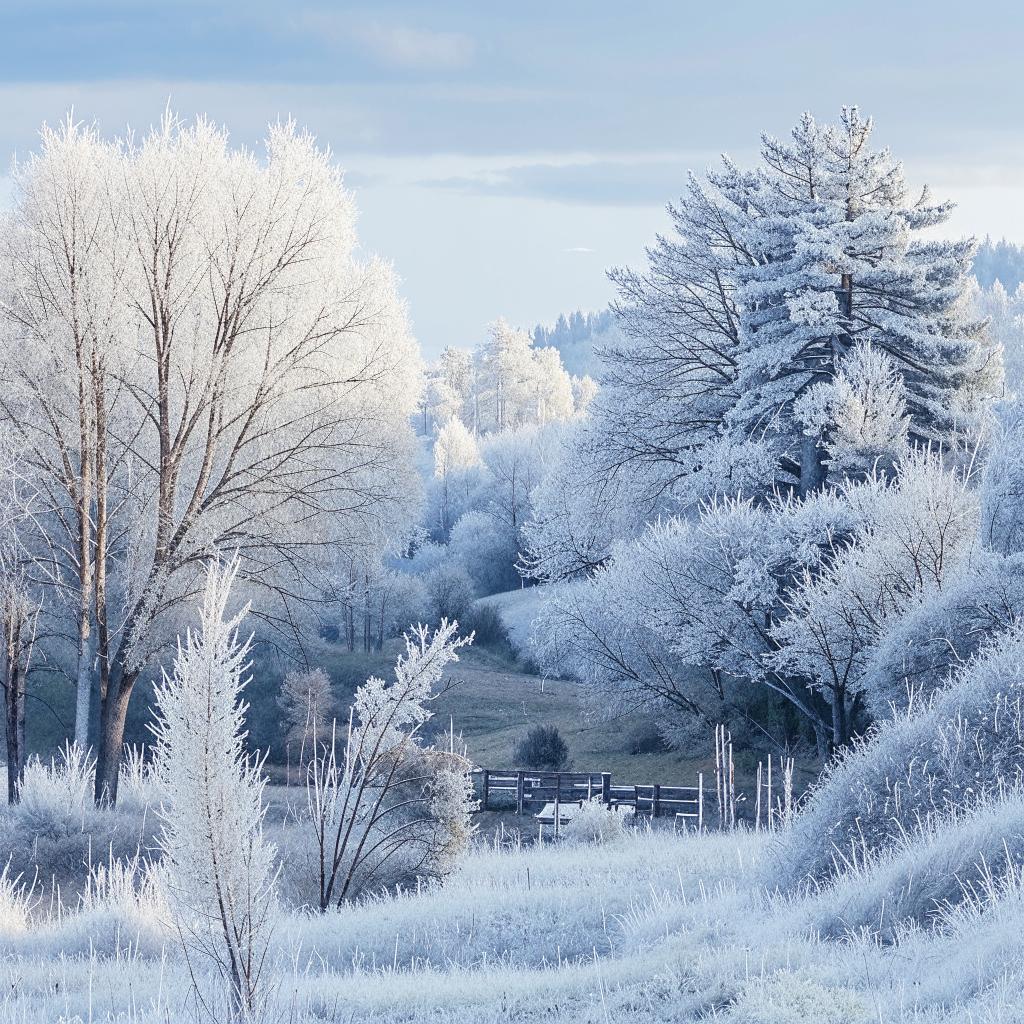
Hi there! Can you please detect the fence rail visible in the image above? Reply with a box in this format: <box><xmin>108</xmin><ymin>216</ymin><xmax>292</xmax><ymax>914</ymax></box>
<box><xmin>474</xmin><ymin>768</ymin><xmax>704</xmax><ymax>828</ymax></box>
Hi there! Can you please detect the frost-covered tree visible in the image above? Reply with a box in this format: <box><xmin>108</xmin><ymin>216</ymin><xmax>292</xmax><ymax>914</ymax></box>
<box><xmin>969</xmin><ymin>277</ymin><xmax>1024</xmax><ymax>396</ymax></box>
<box><xmin>421</xmin><ymin>321</ymin><xmax>578</xmax><ymax>438</ymax></box>
<box><xmin>529</xmin><ymin>109</ymin><xmax>999</xmax><ymax>586</ymax></box>
<box><xmin>278</xmin><ymin>667</ymin><xmax>334</xmax><ymax>760</ymax></box>
<box><xmin>151</xmin><ymin>558</ymin><xmax>277</xmax><ymax>1022</ymax></box>
<box><xmin>433</xmin><ymin>418</ymin><xmax>481</xmax><ymax>537</ymax></box>
<box><xmin>793</xmin><ymin>343</ymin><xmax>910</xmax><ymax>481</ymax></box>
<box><xmin>0</xmin><ymin>112</ymin><xmax>422</xmax><ymax>802</ymax></box>
<box><xmin>773</xmin><ymin>453</ymin><xmax>979</xmax><ymax>744</ymax></box>
<box><xmin>726</xmin><ymin>108</ymin><xmax>997</xmax><ymax>493</ymax></box>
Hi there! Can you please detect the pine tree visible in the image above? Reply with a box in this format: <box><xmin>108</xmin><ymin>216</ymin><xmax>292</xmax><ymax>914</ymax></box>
<box><xmin>726</xmin><ymin>108</ymin><xmax>998</xmax><ymax>493</ymax></box>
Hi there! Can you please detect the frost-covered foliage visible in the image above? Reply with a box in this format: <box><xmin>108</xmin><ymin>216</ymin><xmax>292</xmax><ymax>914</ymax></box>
<box><xmin>151</xmin><ymin>558</ymin><xmax>278</xmax><ymax>1020</ymax></box>
<box><xmin>297</xmin><ymin>620</ymin><xmax>475</xmax><ymax>908</ymax></box>
<box><xmin>974</xmin><ymin>236</ymin><xmax>1024</xmax><ymax>293</ymax></box>
<box><xmin>278</xmin><ymin>667</ymin><xmax>334</xmax><ymax>757</ymax></box>
<box><xmin>527</xmin><ymin>108</ymin><xmax>1000</xmax><ymax>602</ymax></box>
<box><xmin>531</xmin><ymin>308</ymin><xmax>619</xmax><ymax>377</ymax></box>
<box><xmin>774</xmin><ymin>620</ymin><xmax>1024</xmax><ymax>887</ymax></box>
<box><xmin>793</xmin><ymin>343</ymin><xmax>910</xmax><ymax>480</ymax></box>
<box><xmin>537</xmin><ymin>450</ymin><xmax>976</xmax><ymax>749</ymax></box>
<box><xmin>0</xmin><ymin>743</ymin><xmax>159</xmax><ymax>899</ymax></box>
<box><xmin>970</xmin><ymin>276</ymin><xmax>1024</xmax><ymax>395</ymax></box>
<box><xmin>422</xmin><ymin>421</ymin><xmax>560</xmax><ymax>593</ymax></box>
<box><xmin>561</xmin><ymin>797</ymin><xmax>626</xmax><ymax>845</ymax></box>
<box><xmin>422</xmin><ymin>319</ymin><xmax>584</xmax><ymax>436</ymax></box>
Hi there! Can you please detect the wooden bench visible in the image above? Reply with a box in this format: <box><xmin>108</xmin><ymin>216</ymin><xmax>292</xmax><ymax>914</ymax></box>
<box><xmin>533</xmin><ymin>801</ymin><xmax>583</xmax><ymax>825</ymax></box>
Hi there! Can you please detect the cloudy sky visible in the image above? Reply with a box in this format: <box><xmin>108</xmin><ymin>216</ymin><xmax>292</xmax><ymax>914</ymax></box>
<box><xmin>2</xmin><ymin>1</ymin><xmax>1022</xmax><ymax>354</ymax></box>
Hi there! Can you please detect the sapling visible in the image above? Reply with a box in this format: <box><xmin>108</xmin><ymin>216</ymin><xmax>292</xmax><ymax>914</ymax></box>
<box><xmin>151</xmin><ymin>557</ymin><xmax>277</xmax><ymax>1022</ymax></box>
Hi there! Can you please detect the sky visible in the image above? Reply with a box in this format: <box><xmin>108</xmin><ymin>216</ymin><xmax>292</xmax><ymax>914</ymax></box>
<box><xmin>1</xmin><ymin>1</ymin><xmax>1022</xmax><ymax>355</ymax></box>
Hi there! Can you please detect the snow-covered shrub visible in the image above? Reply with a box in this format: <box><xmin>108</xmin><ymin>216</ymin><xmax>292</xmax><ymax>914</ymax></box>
<box><xmin>448</xmin><ymin>510</ymin><xmax>517</xmax><ymax>596</ymax></box>
<box><xmin>151</xmin><ymin>558</ymin><xmax>278</xmax><ymax>1021</ymax></box>
<box><xmin>773</xmin><ymin>621</ymin><xmax>1024</xmax><ymax>888</ymax></box>
<box><xmin>74</xmin><ymin>853</ymin><xmax>170</xmax><ymax>956</ymax></box>
<box><xmin>16</xmin><ymin>742</ymin><xmax>95</xmax><ymax>833</ymax></box>
<box><xmin>117</xmin><ymin>745</ymin><xmax>158</xmax><ymax>814</ymax></box>
<box><xmin>461</xmin><ymin>602</ymin><xmax>511</xmax><ymax>651</ymax></box>
<box><xmin>561</xmin><ymin>798</ymin><xmax>626</xmax><ymax>845</ymax></box>
<box><xmin>296</xmin><ymin>620</ymin><xmax>476</xmax><ymax>909</ymax></box>
<box><xmin>0</xmin><ymin>862</ymin><xmax>34</xmax><ymax>935</ymax></box>
<box><xmin>860</xmin><ymin>550</ymin><xmax>1024</xmax><ymax>718</ymax></box>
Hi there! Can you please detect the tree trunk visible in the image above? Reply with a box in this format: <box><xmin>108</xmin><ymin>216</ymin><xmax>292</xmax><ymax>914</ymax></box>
<box><xmin>831</xmin><ymin>686</ymin><xmax>849</xmax><ymax>750</ymax></box>
<box><xmin>74</xmin><ymin>622</ymin><xmax>97</xmax><ymax>750</ymax></box>
<box><xmin>799</xmin><ymin>435</ymin><xmax>827</xmax><ymax>497</ymax></box>
<box><xmin>94</xmin><ymin>671</ymin><xmax>135</xmax><ymax>805</ymax></box>
<box><xmin>3</xmin><ymin>623</ymin><xmax>26</xmax><ymax>804</ymax></box>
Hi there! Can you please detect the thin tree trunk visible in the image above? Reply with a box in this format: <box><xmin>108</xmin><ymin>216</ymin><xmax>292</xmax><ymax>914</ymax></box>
<box><xmin>3</xmin><ymin>618</ymin><xmax>26</xmax><ymax>803</ymax></box>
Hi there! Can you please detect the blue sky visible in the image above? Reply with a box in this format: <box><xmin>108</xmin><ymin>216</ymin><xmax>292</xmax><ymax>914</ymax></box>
<box><xmin>2</xmin><ymin>1</ymin><xmax>1022</xmax><ymax>354</ymax></box>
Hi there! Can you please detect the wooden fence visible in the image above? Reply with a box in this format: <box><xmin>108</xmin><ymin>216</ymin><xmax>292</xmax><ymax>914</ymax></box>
<box><xmin>474</xmin><ymin>768</ymin><xmax>704</xmax><ymax>829</ymax></box>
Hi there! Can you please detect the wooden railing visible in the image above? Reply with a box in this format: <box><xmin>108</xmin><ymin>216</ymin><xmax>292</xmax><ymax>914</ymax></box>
<box><xmin>474</xmin><ymin>768</ymin><xmax>704</xmax><ymax>829</ymax></box>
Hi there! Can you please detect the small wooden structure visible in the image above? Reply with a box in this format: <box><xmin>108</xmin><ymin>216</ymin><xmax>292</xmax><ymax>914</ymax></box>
<box><xmin>476</xmin><ymin>768</ymin><xmax>704</xmax><ymax>829</ymax></box>
<box><xmin>533</xmin><ymin>801</ymin><xmax>582</xmax><ymax>825</ymax></box>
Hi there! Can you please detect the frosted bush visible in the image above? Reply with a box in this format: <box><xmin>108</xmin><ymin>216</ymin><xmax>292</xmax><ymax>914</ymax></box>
<box><xmin>774</xmin><ymin>622</ymin><xmax>1024</xmax><ymax>888</ymax></box>
<box><xmin>561</xmin><ymin>798</ymin><xmax>626</xmax><ymax>845</ymax></box>
<box><xmin>16</xmin><ymin>742</ymin><xmax>95</xmax><ymax>834</ymax></box>
<box><xmin>728</xmin><ymin>971</ymin><xmax>874</xmax><ymax>1024</ymax></box>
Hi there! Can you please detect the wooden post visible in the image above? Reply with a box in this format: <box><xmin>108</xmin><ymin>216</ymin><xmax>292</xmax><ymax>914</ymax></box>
<box><xmin>766</xmin><ymin>757</ymin><xmax>773</xmax><ymax>831</ymax></box>
<box><xmin>556</xmin><ymin>771</ymin><xmax>562</xmax><ymax>805</ymax></box>
<box><xmin>755</xmin><ymin>763</ymin><xmax>762</xmax><ymax>831</ymax></box>
<box><xmin>516</xmin><ymin>770</ymin><xmax>525</xmax><ymax>815</ymax></box>
<box><xmin>601</xmin><ymin>772</ymin><xmax>611</xmax><ymax>806</ymax></box>
<box><xmin>554</xmin><ymin>783</ymin><xmax>561</xmax><ymax>839</ymax></box>
<box><xmin>698</xmin><ymin>772</ymin><xmax>704</xmax><ymax>831</ymax></box>
<box><xmin>587</xmin><ymin>774</ymin><xmax>594</xmax><ymax>800</ymax></box>
<box><xmin>652</xmin><ymin>784</ymin><xmax>661</xmax><ymax>819</ymax></box>
<box><xmin>482</xmin><ymin>769</ymin><xmax>490</xmax><ymax>812</ymax></box>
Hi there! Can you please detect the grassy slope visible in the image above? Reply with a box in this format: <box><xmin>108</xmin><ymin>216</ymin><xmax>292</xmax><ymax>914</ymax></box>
<box><xmin>430</xmin><ymin>645</ymin><xmax>710</xmax><ymax>787</ymax></box>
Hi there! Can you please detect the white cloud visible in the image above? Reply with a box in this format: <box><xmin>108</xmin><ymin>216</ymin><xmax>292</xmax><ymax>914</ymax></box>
<box><xmin>351</xmin><ymin>22</ymin><xmax>476</xmax><ymax>71</ymax></box>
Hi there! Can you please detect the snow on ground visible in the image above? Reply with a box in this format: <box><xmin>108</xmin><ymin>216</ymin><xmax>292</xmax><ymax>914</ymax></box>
<box><xmin>2</xmin><ymin>821</ymin><xmax>1024</xmax><ymax>1022</ymax></box>
<box><xmin>477</xmin><ymin>585</ymin><xmax>551</xmax><ymax>655</ymax></box>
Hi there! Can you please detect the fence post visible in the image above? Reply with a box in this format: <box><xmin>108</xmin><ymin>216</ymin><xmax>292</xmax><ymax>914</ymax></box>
<box><xmin>482</xmin><ymin>769</ymin><xmax>490</xmax><ymax>812</ymax></box>
<box><xmin>516</xmin><ymin>770</ymin><xmax>525</xmax><ymax>815</ymax></box>
<box><xmin>652</xmin><ymin>783</ymin><xmax>661</xmax><ymax>819</ymax></box>
<box><xmin>698</xmin><ymin>772</ymin><xmax>704</xmax><ymax>831</ymax></box>
<box><xmin>601</xmin><ymin>772</ymin><xmax>611</xmax><ymax>806</ymax></box>
<box><xmin>556</xmin><ymin>771</ymin><xmax>562</xmax><ymax>804</ymax></box>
